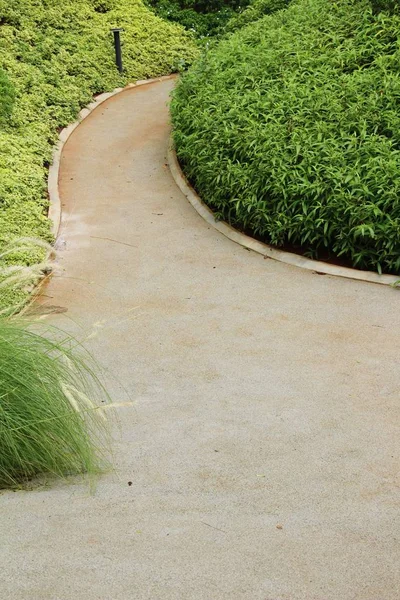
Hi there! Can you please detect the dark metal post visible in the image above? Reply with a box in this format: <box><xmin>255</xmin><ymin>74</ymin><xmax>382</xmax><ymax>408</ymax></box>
<box><xmin>111</xmin><ymin>28</ymin><xmax>124</xmax><ymax>73</ymax></box>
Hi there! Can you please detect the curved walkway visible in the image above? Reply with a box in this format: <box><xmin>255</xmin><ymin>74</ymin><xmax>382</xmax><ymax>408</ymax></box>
<box><xmin>2</xmin><ymin>79</ymin><xmax>400</xmax><ymax>600</ymax></box>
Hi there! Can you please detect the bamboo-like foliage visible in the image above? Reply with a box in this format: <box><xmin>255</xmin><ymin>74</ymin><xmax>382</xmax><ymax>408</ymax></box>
<box><xmin>171</xmin><ymin>0</ymin><xmax>400</xmax><ymax>274</ymax></box>
<box><xmin>226</xmin><ymin>0</ymin><xmax>290</xmax><ymax>32</ymax></box>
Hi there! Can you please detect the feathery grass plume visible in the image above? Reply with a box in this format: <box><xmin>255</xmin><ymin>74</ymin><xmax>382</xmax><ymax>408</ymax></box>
<box><xmin>0</xmin><ymin>317</ymin><xmax>111</xmax><ymax>488</ymax></box>
<box><xmin>0</xmin><ymin>238</ymin><xmax>54</xmax><ymax>317</ymax></box>
<box><xmin>0</xmin><ymin>239</ymin><xmax>112</xmax><ymax>488</ymax></box>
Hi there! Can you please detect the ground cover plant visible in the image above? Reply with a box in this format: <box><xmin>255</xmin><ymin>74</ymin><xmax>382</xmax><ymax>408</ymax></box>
<box><xmin>0</xmin><ymin>68</ymin><xmax>14</xmax><ymax>124</ymax></box>
<box><xmin>171</xmin><ymin>0</ymin><xmax>400</xmax><ymax>274</ymax></box>
<box><xmin>0</xmin><ymin>0</ymin><xmax>197</xmax><ymax>312</ymax></box>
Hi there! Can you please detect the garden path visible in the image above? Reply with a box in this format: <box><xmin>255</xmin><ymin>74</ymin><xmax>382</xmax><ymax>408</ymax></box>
<box><xmin>2</xmin><ymin>78</ymin><xmax>400</xmax><ymax>600</ymax></box>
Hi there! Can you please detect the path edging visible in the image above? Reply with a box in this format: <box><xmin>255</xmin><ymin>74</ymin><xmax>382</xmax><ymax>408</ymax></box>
<box><xmin>168</xmin><ymin>142</ymin><xmax>398</xmax><ymax>287</ymax></box>
<box><xmin>29</xmin><ymin>75</ymin><xmax>176</xmax><ymax>310</ymax></box>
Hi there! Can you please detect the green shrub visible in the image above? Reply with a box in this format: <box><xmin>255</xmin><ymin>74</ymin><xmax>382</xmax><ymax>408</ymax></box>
<box><xmin>226</xmin><ymin>0</ymin><xmax>290</xmax><ymax>32</ymax></box>
<box><xmin>146</xmin><ymin>0</ymin><xmax>251</xmax><ymax>36</ymax></box>
<box><xmin>370</xmin><ymin>0</ymin><xmax>399</xmax><ymax>13</ymax></box>
<box><xmin>91</xmin><ymin>0</ymin><xmax>117</xmax><ymax>11</ymax></box>
<box><xmin>0</xmin><ymin>68</ymin><xmax>14</xmax><ymax>124</ymax></box>
<box><xmin>171</xmin><ymin>0</ymin><xmax>400</xmax><ymax>274</ymax></box>
<box><xmin>145</xmin><ymin>1</ymin><xmax>230</xmax><ymax>36</ymax></box>
<box><xmin>149</xmin><ymin>0</ymin><xmax>249</xmax><ymax>12</ymax></box>
<box><xmin>0</xmin><ymin>0</ymin><xmax>197</xmax><ymax>310</ymax></box>
<box><xmin>0</xmin><ymin>316</ymin><xmax>110</xmax><ymax>488</ymax></box>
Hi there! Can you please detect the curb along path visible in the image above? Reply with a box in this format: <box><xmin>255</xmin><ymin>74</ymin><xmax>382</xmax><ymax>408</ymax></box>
<box><xmin>168</xmin><ymin>144</ymin><xmax>399</xmax><ymax>286</ymax></box>
<box><xmin>2</xmin><ymin>78</ymin><xmax>400</xmax><ymax>600</ymax></box>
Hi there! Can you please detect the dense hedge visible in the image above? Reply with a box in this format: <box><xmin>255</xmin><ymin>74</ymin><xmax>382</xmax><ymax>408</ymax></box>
<box><xmin>146</xmin><ymin>0</ymin><xmax>251</xmax><ymax>36</ymax></box>
<box><xmin>0</xmin><ymin>0</ymin><xmax>197</xmax><ymax>310</ymax></box>
<box><xmin>154</xmin><ymin>0</ymin><xmax>248</xmax><ymax>10</ymax></box>
<box><xmin>171</xmin><ymin>0</ymin><xmax>400</xmax><ymax>274</ymax></box>
<box><xmin>370</xmin><ymin>0</ymin><xmax>399</xmax><ymax>13</ymax></box>
<box><xmin>226</xmin><ymin>0</ymin><xmax>290</xmax><ymax>31</ymax></box>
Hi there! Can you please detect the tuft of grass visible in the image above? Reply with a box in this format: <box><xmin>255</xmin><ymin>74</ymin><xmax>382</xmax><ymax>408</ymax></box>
<box><xmin>0</xmin><ymin>241</ymin><xmax>111</xmax><ymax>488</ymax></box>
<box><xmin>0</xmin><ymin>317</ymin><xmax>108</xmax><ymax>488</ymax></box>
<box><xmin>0</xmin><ymin>317</ymin><xmax>111</xmax><ymax>489</ymax></box>
<box><xmin>370</xmin><ymin>0</ymin><xmax>399</xmax><ymax>13</ymax></box>
<box><xmin>0</xmin><ymin>238</ymin><xmax>54</xmax><ymax>316</ymax></box>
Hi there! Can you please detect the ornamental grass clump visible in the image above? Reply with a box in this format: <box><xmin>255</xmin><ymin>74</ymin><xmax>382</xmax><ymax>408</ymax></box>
<box><xmin>0</xmin><ymin>318</ymin><xmax>110</xmax><ymax>488</ymax></box>
<box><xmin>171</xmin><ymin>0</ymin><xmax>400</xmax><ymax>274</ymax></box>
<box><xmin>0</xmin><ymin>243</ymin><xmax>110</xmax><ymax>488</ymax></box>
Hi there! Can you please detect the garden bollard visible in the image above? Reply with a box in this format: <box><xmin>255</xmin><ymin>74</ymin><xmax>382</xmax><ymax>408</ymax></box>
<box><xmin>111</xmin><ymin>28</ymin><xmax>124</xmax><ymax>73</ymax></box>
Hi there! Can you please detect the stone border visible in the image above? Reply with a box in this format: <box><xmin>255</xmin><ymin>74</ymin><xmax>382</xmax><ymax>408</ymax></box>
<box><xmin>47</xmin><ymin>74</ymin><xmax>177</xmax><ymax>238</ymax></box>
<box><xmin>168</xmin><ymin>142</ymin><xmax>399</xmax><ymax>287</ymax></box>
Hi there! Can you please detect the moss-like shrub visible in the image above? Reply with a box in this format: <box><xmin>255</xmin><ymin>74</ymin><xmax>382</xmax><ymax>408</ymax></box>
<box><xmin>171</xmin><ymin>0</ymin><xmax>400</xmax><ymax>274</ymax></box>
<box><xmin>0</xmin><ymin>68</ymin><xmax>14</xmax><ymax>124</ymax></box>
<box><xmin>0</xmin><ymin>0</ymin><xmax>197</xmax><ymax>310</ymax></box>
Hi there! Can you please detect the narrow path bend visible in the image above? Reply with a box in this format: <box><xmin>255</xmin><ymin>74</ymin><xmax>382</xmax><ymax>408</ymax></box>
<box><xmin>2</xmin><ymin>79</ymin><xmax>400</xmax><ymax>600</ymax></box>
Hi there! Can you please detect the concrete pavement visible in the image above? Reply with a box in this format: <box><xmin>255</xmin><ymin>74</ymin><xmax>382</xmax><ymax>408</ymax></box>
<box><xmin>1</xmin><ymin>78</ymin><xmax>400</xmax><ymax>600</ymax></box>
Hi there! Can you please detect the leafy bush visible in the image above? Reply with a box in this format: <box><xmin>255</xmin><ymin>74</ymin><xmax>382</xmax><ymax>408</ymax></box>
<box><xmin>146</xmin><ymin>0</ymin><xmax>251</xmax><ymax>36</ymax></box>
<box><xmin>0</xmin><ymin>316</ymin><xmax>110</xmax><ymax>488</ymax></box>
<box><xmin>149</xmin><ymin>0</ymin><xmax>249</xmax><ymax>12</ymax></box>
<box><xmin>171</xmin><ymin>0</ymin><xmax>400</xmax><ymax>274</ymax></box>
<box><xmin>226</xmin><ymin>0</ymin><xmax>290</xmax><ymax>32</ymax></box>
<box><xmin>145</xmin><ymin>1</ymin><xmax>230</xmax><ymax>36</ymax></box>
<box><xmin>370</xmin><ymin>0</ymin><xmax>399</xmax><ymax>13</ymax></box>
<box><xmin>0</xmin><ymin>0</ymin><xmax>197</xmax><ymax>310</ymax></box>
<box><xmin>91</xmin><ymin>0</ymin><xmax>117</xmax><ymax>11</ymax></box>
<box><xmin>0</xmin><ymin>68</ymin><xmax>14</xmax><ymax>124</ymax></box>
